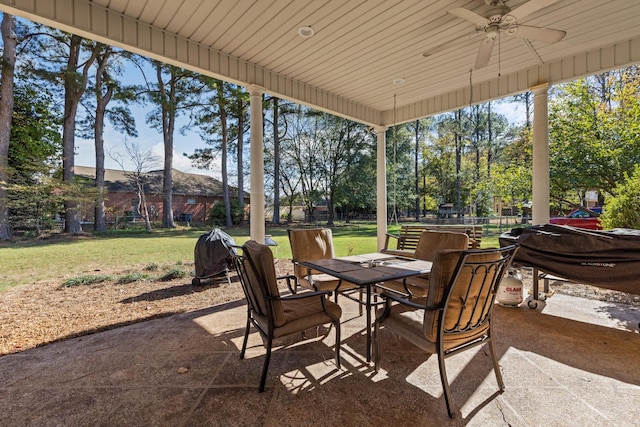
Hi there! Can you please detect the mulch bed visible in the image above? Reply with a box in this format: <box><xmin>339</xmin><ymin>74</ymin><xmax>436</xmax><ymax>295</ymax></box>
<box><xmin>1</xmin><ymin>261</ymin><xmax>637</xmax><ymax>356</ymax></box>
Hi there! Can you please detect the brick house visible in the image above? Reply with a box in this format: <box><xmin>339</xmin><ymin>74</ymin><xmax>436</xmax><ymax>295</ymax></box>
<box><xmin>75</xmin><ymin>166</ymin><xmax>246</xmax><ymax>223</ymax></box>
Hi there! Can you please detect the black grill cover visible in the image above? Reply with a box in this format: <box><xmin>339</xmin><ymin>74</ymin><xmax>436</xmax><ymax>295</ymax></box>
<box><xmin>499</xmin><ymin>224</ymin><xmax>640</xmax><ymax>294</ymax></box>
<box><xmin>194</xmin><ymin>229</ymin><xmax>237</xmax><ymax>278</ymax></box>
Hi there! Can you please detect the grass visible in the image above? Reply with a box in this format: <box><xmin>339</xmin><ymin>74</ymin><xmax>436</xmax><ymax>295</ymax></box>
<box><xmin>0</xmin><ymin>220</ymin><xmax>502</xmax><ymax>292</ymax></box>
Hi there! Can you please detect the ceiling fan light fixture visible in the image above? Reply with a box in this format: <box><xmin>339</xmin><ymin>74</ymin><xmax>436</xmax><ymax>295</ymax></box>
<box><xmin>298</xmin><ymin>26</ymin><xmax>315</xmax><ymax>38</ymax></box>
<box><xmin>393</xmin><ymin>78</ymin><xmax>406</xmax><ymax>85</ymax></box>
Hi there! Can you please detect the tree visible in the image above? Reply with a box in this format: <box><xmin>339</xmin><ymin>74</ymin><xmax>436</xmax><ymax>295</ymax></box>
<box><xmin>0</xmin><ymin>13</ymin><xmax>16</xmax><ymax>239</ymax></box>
<box><xmin>58</xmin><ymin>34</ymin><xmax>100</xmax><ymax>233</ymax></box>
<box><xmin>316</xmin><ymin>114</ymin><xmax>370</xmax><ymax>225</ymax></box>
<box><xmin>186</xmin><ymin>78</ymin><xmax>238</xmax><ymax>228</ymax></box>
<box><xmin>600</xmin><ymin>165</ymin><xmax>640</xmax><ymax>229</ymax></box>
<box><xmin>110</xmin><ymin>142</ymin><xmax>158</xmax><ymax>232</ymax></box>
<box><xmin>78</xmin><ymin>46</ymin><xmax>138</xmax><ymax>232</ymax></box>
<box><xmin>549</xmin><ymin>69</ymin><xmax>640</xmax><ymax>208</ymax></box>
<box><xmin>146</xmin><ymin>61</ymin><xmax>202</xmax><ymax>228</ymax></box>
<box><xmin>7</xmin><ymin>84</ymin><xmax>63</xmax><ymax>232</ymax></box>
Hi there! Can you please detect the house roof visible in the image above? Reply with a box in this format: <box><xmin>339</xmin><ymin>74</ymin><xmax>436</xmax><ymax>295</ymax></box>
<box><xmin>74</xmin><ymin>166</ymin><xmax>244</xmax><ymax>198</ymax></box>
<box><xmin>2</xmin><ymin>0</ymin><xmax>639</xmax><ymax>126</ymax></box>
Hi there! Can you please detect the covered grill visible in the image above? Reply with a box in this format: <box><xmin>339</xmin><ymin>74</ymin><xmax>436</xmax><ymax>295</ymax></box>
<box><xmin>192</xmin><ymin>228</ymin><xmax>237</xmax><ymax>286</ymax></box>
<box><xmin>500</xmin><ymin>224</ymin><xmax>640</xmax><ymax>295</ymax></box>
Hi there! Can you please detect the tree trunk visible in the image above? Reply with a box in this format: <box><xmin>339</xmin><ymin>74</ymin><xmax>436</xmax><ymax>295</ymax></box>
<box><xmin>218</xmin><ymin>84</ymin><xmax>232</xmax><ymax>228</ymax></box>
<box><xmin>158</xmin><ymin>64</ymin><xmax>175</xmax><ymax>228</ymax></box>
<box><xmin>0</xmin><ymin>14</ymin><xmax>16</xmax><ymax>240</ymax></box>
<box><xmin>93</xmin><ymin>48</ymin><xmax>114</xmax><ymax>233</ymax></box>
<box><xmin>62</xmin><ymin>35</ymin><xmax>84</xmax><ymax>234</ymax></box>
<box><xmin>61</xmin><ymin>35</ymin><xmax>100</xmax><ymax>234</ymax></box>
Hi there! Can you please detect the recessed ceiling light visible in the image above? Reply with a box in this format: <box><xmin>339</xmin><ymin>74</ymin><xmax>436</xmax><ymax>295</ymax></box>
<box><xmin>393</xmin><ymin>78</ymin><xmax>406</xmax><ymax>85</ymax></box>
<box><xmin>298</xmin><ymin>26</ymin><xmax>315</xmax><ymax>38</ymax></box>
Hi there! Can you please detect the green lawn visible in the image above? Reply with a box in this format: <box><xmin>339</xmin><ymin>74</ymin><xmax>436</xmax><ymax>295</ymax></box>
<box><xmin>0</xmin><ymin>221</ymin><xmax>502</xmax><ymax>292</ymax></box>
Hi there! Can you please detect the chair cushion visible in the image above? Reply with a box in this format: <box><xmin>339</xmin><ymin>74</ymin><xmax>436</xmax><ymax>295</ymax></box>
<box><xmin>253</xmin><ymin>294</ymin><xmax>342</xmax><ymax>338</ymax></box>
<box><xmin>380</xmin><ymin>231</ymin><xmax>467</xmax><ymax>299</ymax></box>
<box><xmin>414</xmin><ymin>230</ymin><xmax>469</xmax><ymax>261</ymax></box>
<box><xmin>289</xmin><ymin>228</ymin><xmax>335</xmax><ymax>278</ymax></box>
<box><xmin>243</xmin><ymin>240</ymin><xmax>287</xmax><ymax>327</ymax></box>
<box><xmin>378</xmin><ymin>303</ymin><xmax>489</xmax><ymax>352</ymax></box>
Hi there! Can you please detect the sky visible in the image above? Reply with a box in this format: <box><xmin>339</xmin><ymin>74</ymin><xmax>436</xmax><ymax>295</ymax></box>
<box><xmin>75</xmin><ymin>104</ymin><xmax>223</xmax><ymax>178</ymax></box>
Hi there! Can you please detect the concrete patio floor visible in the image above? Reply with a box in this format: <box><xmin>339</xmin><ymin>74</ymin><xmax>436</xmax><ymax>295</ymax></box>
<box><xmin>1</xmin><ymin>289</ymin><xmax>638</xmax><ymax>426</ymax></box>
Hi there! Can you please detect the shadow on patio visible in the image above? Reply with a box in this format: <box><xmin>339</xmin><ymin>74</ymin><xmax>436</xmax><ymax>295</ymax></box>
<box><xmin>0</xmin><ymin>291</ymin><xmax>638</xmax><ymax>426</ymax></box>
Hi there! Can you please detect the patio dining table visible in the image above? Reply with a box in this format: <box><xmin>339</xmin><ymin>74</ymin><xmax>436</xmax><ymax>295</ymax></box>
<box><xmin>299</xmin><ymin>252</ymin><xmax>432</xmax><ymax>362</ymax></box>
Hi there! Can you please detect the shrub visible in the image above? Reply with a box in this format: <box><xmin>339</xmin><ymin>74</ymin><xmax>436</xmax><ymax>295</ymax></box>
<box><xmin>159</xmin><ymin>268</ymin><xmax>186</xmax><ymax>281</ymax></box>
<box><xmin>600</xmin><ymin>165</ymin><xmax>640</xmax><ymax>229</ymax></box>
<box><xmin>117</xmin><ymin>273</ymin><xmax>150</xmax><ymax>284</ymax></box>
<box><xmin>61</xmin><ymin>275</ymin><xmax>112</xmax><ymax>288</ymax></box>
<box><xmin>207</xmin><ymin>199</ymin><xmax>244</xmax><ymax>226</ymax></box>
<box><xmin>143</xmin><ymin>263</ymin><xmax>158</xmax><ymax>271</ymax></box>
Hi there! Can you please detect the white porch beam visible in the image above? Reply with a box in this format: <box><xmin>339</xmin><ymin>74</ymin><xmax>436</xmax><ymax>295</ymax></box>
<box><xmin>248</xmin><ymin>85</ymin><xmax>265</xmax><ymax>243</ymax></box>
<box><xmin>532</xmin><ymin>84</ymin><xmax>550</xmax><ymax>225</ymax></box>
<box><xmin>375</xmin><ymin>126</ymin><xmax>387</xmax><ymax>251</ymax></box>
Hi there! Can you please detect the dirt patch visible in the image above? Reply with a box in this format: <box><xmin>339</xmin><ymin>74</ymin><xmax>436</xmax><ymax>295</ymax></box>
<box><xmin>1</xmin><ymin>260</ymin><xmax>637</xmax><ymax>356</ymax></box>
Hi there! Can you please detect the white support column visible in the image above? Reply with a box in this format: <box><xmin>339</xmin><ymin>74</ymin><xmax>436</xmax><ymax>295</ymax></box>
<box><xmin>248</xmin><ymin>85</ymin><xmax>265</xmax><ymax>243</ymax></box>
<box><xmin>376</xmin><ymin>126</ymin><xmax>388</xmax><ymax>250</ymax></box>
<box><xmin>532</xmin><ymin>83</ymin><xmax>550</xmax><ymax>225</ymax></box>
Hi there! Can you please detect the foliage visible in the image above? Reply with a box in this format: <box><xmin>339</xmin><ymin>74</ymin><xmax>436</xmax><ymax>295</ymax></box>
<box><xmin>207</xmin><ymin>199</ymin><xmax>244</xmax><ymax>226</ymax></box>
<box><xmin>143</xmin><ymin>263</ymin><xmax>159</xmax><ymax>271</ymax></box>
<box><xmin>159</xmin><ymin>267</ymin><xmax>186</xmax><ymax>281</ymax></box>
<box><xmin>600</xmin><ymin>165</ymin><xmax>640</xmax><ymax>229</ymax></box>
<box><xmin>117</xmin><ymin>272</ymin><xmax>150</xmax><ymax>284</ymax></box>
<box><xmin>61</xmin><ymin>274</ymin><xmax>113</xmax><ymax>288</ymax></box>
<box><xmin>549</xmin><ymin>70</ymin><xmax>640</xmax><ymax>205</ymax></box>
<box><xmin>8</xmin><ymin>83</ymin><xmax>62</xmax><ymax>180</ymax></box>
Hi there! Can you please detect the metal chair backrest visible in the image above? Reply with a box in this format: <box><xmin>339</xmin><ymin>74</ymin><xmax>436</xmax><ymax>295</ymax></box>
<box><xmin>423</xmin><ymin>245</ymin><xmax>519</xmax><ymax>343</ymax></box>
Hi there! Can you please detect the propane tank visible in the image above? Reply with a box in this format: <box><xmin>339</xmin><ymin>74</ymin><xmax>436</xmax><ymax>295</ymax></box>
<box><xmin>497</xmin><ymin>268</ymin><xmax>524</xmax><ymax>307</ymax></box>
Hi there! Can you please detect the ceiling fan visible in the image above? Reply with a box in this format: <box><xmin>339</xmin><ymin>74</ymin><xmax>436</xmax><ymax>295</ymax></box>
<box><xmin>424</xmin><ymin>0</ymin><xmax>566</xmax><ymax>69</ymax></box>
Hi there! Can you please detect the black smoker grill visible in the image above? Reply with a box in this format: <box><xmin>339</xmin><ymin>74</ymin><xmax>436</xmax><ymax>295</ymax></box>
<box><xmin>192</xmin><ymin>228</ymin><xmax>237</xmax><ymax>286</ymax></box>
<box><xmin>500</xmin><ymin>224</ymin><xmax>640</xmax><ymax>307</ymax></box>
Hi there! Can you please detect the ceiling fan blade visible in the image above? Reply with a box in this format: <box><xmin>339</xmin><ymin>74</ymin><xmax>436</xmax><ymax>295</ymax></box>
<box><xmin>448</xmin><ymin>7</ymin><xmax>489</xmax><ymax>27</ymax></box>
<box><xmin>507</xmin><ymin>0</ymin><xmax>559</xmax><ymax>21</ymax></box>
<box><xmin>474</xmin><ymin>36</ymin><xmax>496</xmax><ymax>69</ymax></box>
<box><xmin>513</xmin><ymin>25</ymin><xmax>566</xmax><ymax>43</ymax></box>
<box><xmin>422</xmin><ymin>30</ymin><xmax>480</xmax><ymax>57</ymax></box>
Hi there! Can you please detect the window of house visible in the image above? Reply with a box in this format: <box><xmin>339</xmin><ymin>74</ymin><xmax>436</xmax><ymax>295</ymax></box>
<box><xmin>187</xmin><ymin>198</ymin><xmax>196</xmax><ymax>205</ymax></box>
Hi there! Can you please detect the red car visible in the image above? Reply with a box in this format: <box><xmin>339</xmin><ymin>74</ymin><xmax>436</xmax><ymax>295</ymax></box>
<box><xmin>549</xmin><ymin>206</ymin><xmax>602</xmax><ymax>230</ymax></box>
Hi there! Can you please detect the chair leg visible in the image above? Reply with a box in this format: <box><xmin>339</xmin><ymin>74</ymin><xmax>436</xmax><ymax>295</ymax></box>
<box><xmin>487</xmin><ymin>338</ymin><xmax>505</xmax><ymax>391</ymax></box>
<box><xmin>259</xmin><ymin>336</ymin><xmax>273</xmax><ymax>392</ymax></box>
<box><xmin>334</xmin><ymin>320</ymin><xmax>341</xmax><ymax>369</ymax></box>
<box><xmin>437</xmin><ymin>349</ymin><xmax>456</xmax><ymax>419</ymax></box>
<box><xmin>359</xmin><ymin>288</ymin><xmax>363</xmax><ymax>316</ymax></box>
<box><xmin>240</xmin><ymin>314</ymin><xmax>251</xmax><ymax>359</ymax></box>
<box><xmin>373</xmin><ymin>320</ymin><xmax>380</xmax><ymax>372</ymax></box>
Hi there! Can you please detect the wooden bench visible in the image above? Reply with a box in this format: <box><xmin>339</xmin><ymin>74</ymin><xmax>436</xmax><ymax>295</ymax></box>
<box><xmin>381</xmin><ymin>224</ymin><xmax>483</xmax><ymax>257</ymax></box>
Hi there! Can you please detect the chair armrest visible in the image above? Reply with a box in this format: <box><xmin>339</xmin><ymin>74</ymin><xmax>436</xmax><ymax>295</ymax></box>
<box><xmin>276</xmin><ymin>274</ymin><xmax>298</xmax><ymax>294</ymax></box>
<box><xmin>383</xmin><ymin>232</ymin><xmax>400</xmax><ymax>250</ymax></box>
<box><xmin>381</xmin><ymin>291</ymin><xmax>444</xmax><ymax>312</ymax></box>
<box><xmin>272</xmin><ymin>289</ymin><xmax>332</xmax><ymax>301</ymax></box>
